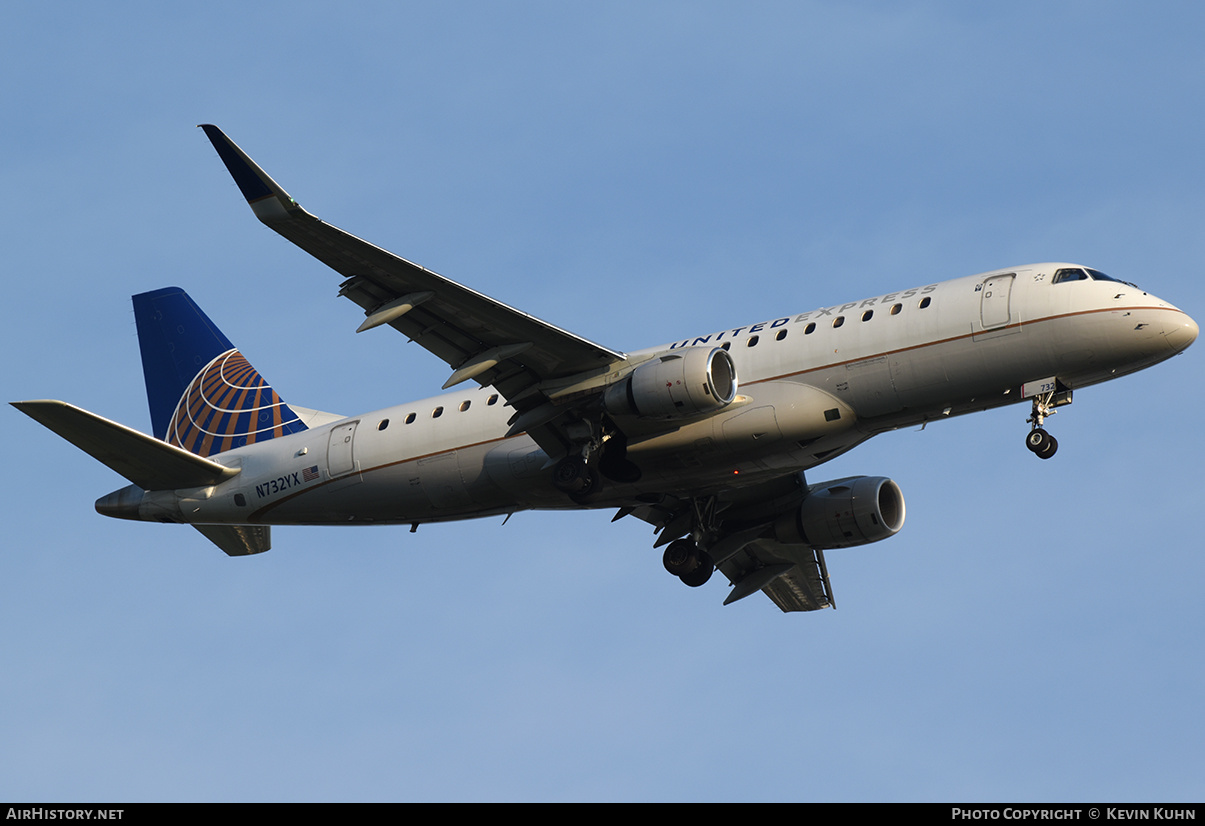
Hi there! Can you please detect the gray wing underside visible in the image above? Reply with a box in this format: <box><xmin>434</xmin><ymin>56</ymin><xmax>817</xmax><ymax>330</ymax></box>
<box><xmin>627</xmin><ymin>502</ymin><xmax>835</xmax><ymax>613</ymax></box>
<box><xmin>722</xmin><ymin>539</ymin><xmax>834</xmax><ymax>612</ymax></box>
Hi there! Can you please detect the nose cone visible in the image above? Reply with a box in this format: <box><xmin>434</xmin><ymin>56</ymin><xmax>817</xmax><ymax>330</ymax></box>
<box><xmin>1166</xmin><ymin>312</ymin><xmax>1199</xmax><ymax>353</ymax></box>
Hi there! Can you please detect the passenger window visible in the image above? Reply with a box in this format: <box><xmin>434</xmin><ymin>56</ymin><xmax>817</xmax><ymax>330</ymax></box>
<box><xmin>432</xmin><ymin>406</ymin><xmax>443</xmax><ymax>419</ymax></box>
<box><xmin>804</xmin><ymin>323</ymin><xmax>816</xmax><ymax>334</ymax></box>
<box><xmin>747</xmin><ymin>335</ymin><xmax>759</xmax><ymax>347</ymax></box>
<box><xmin>861</xmin><ymin>310</ymin><xmax>873</xmax><ymax>322</ymax></box>
<box><xmin>918</xmin><ymin>297</ymin><xmax>931</xmax><ymax>309</ymax></box>
<box><xmin>459</xmin><ymin>401</ymin><xmax>471</xmax><ymax>412</ymax></box>
<box><xmin>832</xmin><ymin>316</ymin><xmax>845</xmax><ymax>328</ymax></box>
<box><xmin>377</xmin><ymin>419</ymin><xmax>389</xmax><ymax>431</ymax></box>
<box><xmin>890</xmin><ymin>303</ymin><xmax>902</xmax><ymax>315</ymax></box>
<box><xmin>487</xmin><ymin>394</ymin><xmax>499</xmax><ymax>405</ymax></box>
<box><xmin>776</xmin><ymin>329</ymin><xmax>788</xmax><ymax>341</ymax></box>
<box><xmin>721</xmin><ymin>341</ymin><xmax>731</xmax><ymax>350</ymax></box>
<box><xmin>405</xmin><ymin>412</ymin><xmax>416</xmax><ymax>424</ymax></box>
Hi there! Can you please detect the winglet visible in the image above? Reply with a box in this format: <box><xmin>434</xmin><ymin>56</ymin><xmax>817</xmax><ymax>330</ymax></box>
<box><xmin>198</xmin><ymin>124</ymin><xmax>307</xmax><ymax>223</ymax></box>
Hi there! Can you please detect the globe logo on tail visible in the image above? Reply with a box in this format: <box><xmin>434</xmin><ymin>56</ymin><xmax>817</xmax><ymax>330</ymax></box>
<box><xmin>167</xmin><ymin>349</ymin><xmax>305</xmax><ymax>457</ymax></box>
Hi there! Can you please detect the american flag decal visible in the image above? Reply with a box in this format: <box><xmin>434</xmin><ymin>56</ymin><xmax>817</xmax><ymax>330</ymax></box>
<box><xmin>303</xmin><ymin>465</ymin><xmax>320</xmax><ymax>482</ymax></box>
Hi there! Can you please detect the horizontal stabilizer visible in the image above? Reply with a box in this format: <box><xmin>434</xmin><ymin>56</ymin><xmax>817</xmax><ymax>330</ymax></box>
<box><xmin>12</xmin><ymin>400</ymin><xmax>239</xmax><ymax>491</ymax></box>
<box><xmin>193</xmin><ymin>524</ymin><xmax>271</xmax><ymax>556</ymax></box>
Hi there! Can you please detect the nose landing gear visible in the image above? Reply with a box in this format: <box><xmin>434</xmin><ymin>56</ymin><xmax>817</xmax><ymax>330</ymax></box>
<box><xmin>1023</xmin><ymin>379</ymin><xmax>1072</xmax><ymax>460</ymax></box>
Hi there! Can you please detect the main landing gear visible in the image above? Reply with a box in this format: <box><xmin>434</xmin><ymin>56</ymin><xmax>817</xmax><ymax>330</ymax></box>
<box><xmin>550</xmin><ymin>424</ymin><xmax>641</xmax><ymax>503</ymax></box>
<box><xmin>1023</xmin><ymin>381</ymin><xmax>1072</xmax><ymax>460</ymax></box>
<box><xmin>551</xmin><ymin>455</ymin><xmax>601</xmax><ymax>499</ymax></box>
<box><xmin>662</xmin><ymin>538</ymin><xmax>714</xmax><ymax>587</ymax></box>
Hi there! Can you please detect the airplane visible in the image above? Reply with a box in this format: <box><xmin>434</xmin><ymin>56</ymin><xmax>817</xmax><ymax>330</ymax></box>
<box><xmin>13</xmin><ymin>125</ymin><xmax>1199</xmax><ymax>613</ymax></box>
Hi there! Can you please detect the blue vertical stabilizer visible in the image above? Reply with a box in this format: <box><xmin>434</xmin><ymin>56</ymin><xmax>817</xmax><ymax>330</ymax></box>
<box><xmin>132</xmin><ymin>287</ymin><xmax>307</xmax><ymax>457</ymax></box>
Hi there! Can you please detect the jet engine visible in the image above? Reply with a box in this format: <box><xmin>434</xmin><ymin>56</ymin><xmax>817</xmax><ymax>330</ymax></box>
<box><xmin>604</xmin><ymin>347</ymin><xmax>737</xmax><ymax>420</ymax></box>
<box><xmin>774</xmin><ymin>476</ymin><xmax>905</xmax><ymax>549</ymax></box>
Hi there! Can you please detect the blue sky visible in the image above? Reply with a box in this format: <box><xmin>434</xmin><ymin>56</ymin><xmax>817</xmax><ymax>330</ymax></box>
<box><xmin>2</xmin><ymin>2</ymin><xmax>1202</xmax><ymax>802</ymax></box>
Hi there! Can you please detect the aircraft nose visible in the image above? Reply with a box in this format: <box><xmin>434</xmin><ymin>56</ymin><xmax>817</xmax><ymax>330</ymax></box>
<box><xmin>1165</xmin><ymin>312</ymin><xmax>1199</xmax><ymax>353</ymax></box>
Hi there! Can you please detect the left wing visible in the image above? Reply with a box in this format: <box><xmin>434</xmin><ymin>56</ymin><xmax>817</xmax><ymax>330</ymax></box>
<box><xmin>199</xmin><ymin>125</ymin><xmax>627</xmax><ymax>455</ymax></box>
<box><xmin>718</xmin><ymin>539</ymin><xmax>834</xmax><ymax>612</ymax></box>
<box><xmin>626</xmin><ymin>476</ymin><xmax>837</xmax><ymax>612</ymax></box>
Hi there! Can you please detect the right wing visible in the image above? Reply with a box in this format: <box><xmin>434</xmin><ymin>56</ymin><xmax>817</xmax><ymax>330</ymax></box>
<box><xmin>199</xmin><ymin>125</ymin><xmax>628</xmax><ymax>457</ymax></box>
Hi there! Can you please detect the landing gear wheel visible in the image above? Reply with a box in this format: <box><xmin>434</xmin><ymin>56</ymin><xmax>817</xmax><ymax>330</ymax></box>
<box><xmin>663</xmin><ymin>540</ymin><xmax>714</xmax><ymax>587</ymax></box>
<box><xmin>1025</xmin><ymin>428</ymin><xmax>1058</xmax><ymax>459</ymax></box>
<box><xmin>568</xmin><ymin>467</ymin><xmax>603</xmax><ymax>504</ymax></box>
<box><xmin>552</xmin><ymin>456</ymin><xmax>591</xmax><ymax>493</ymax></box>
<box><xmin>663</xmin><ymin>538</ymin><xmax>702</xmax><ymax>576</ymax></box>
<box><xmin>1036</xmin><ymin>434</ymin><xmax>1058</xmax><ymax>460</ymax></box>
<box><xmin>679</xmin><ymin>563</ymin><xmax>714</xmax><ymax>588</ymax></box>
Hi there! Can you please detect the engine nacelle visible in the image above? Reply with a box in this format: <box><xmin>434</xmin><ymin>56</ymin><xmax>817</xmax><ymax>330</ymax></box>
<box><xmin>774</xmin><ymin>476</ymin><xmax>905</xmax><ymax>549</ymax></box>
<box><xmin>604</xmin><ymin>347</ymin><xmax>737</xmax><ymax>420</ymax></box>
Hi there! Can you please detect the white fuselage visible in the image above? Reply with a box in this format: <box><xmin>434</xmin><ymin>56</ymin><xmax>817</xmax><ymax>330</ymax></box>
<box><xmin>152</xmin><ymin>263</ymin><xmax>1196</xmax><ymax>528</ymax></box>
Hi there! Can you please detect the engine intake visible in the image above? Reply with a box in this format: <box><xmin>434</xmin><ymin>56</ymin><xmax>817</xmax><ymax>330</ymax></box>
<box><xmin>775</xmin><ymin>476</ymin><xmax>905</xmax><ymax>549</ymax></box>
<box><xmin>604</xmin><ymin>347</ymin><xmax>737</xmax><ymax>420</ymax></box>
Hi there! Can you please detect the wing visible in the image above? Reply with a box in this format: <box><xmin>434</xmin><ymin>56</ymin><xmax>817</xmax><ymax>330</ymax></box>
<box><xmin>626</xmin><ymin>477</ymin><xmax>837</xmax><ymax>613</ymax></box>
<box><xmin>717</xmin><ymin>539</ymin><xmax>834</xmax><ymax>612</ymax></box>
<box><xmin>199</xmin><ymin>125</ymin><xmax>627</xmax><ymax>456</ymax></box>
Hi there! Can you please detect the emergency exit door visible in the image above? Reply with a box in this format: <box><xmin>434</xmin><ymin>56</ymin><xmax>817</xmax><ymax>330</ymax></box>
<box><xmin>327</xmin><ymin>421</ymin><xmax>359</xmax><ymax>478</ymax></box>
<box><xmin>980</xmin><ymin>274</ymin><xmax>1014</xmax><ymax>329</ymax></box>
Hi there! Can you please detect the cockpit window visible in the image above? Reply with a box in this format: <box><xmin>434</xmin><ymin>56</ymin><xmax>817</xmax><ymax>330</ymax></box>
<box><xmin>1054</xmin><ymin>266</ymin><xmax>1138</xmax><ymax>287</ymax></box>
<box><xmin>1085</xmin><ymin>268</ymin><xmax>1138</xmax><ymax>287</ymax></box>
<box><xmin>1053</xmin><ymin>268</ymin><xmax>1089</xmax><ymax>283</ymax></box>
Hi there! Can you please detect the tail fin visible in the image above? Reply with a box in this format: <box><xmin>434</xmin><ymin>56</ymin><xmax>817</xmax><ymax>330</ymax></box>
<box><xmin>133</xmin><ymin>287</ymin><xmax>307</xmax><ymax>457</ymax></box>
